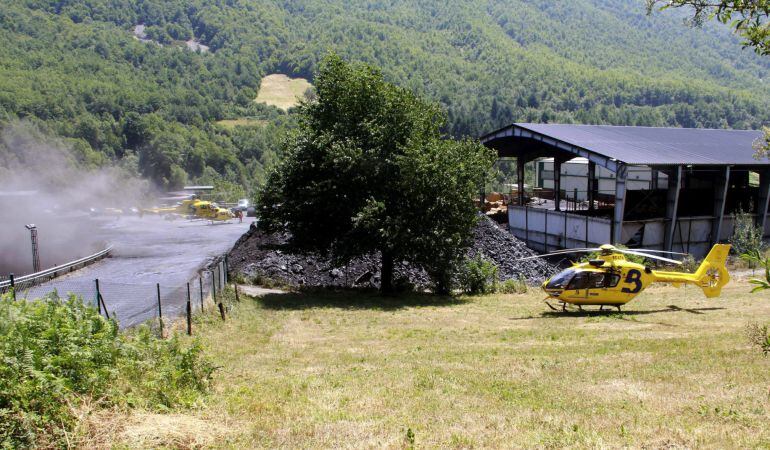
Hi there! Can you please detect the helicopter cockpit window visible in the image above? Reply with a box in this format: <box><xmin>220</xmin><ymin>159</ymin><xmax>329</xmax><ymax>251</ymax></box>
<box><xmin>586</xmin><ymin>272</ymin><xmax>621</xmax><ymax>288</ymax></box>
<box><xmin>566</xmin><ymin>272</ymin><xmax>591</xmax><ymax>290</ymax></box>
<box><xmin>546</xmin><ymin>269</ymin><xmax>576</xmax><ymax>289</ymax></box>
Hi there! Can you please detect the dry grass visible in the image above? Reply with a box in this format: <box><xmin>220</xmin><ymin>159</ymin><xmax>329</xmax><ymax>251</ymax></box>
<box><xmin>215</xmin><ymin>118</ymin><xmax>267</xmax><ymax>129</ymax></box>
<box><xmin>101</xmin><ymin>280</ymin><xmax>770</xmax><ymax>448</ymax></box>
<box><xmin>254</xmin><ymin>74</ymin><xmax>312</xmax><ymax>110</ymax></box>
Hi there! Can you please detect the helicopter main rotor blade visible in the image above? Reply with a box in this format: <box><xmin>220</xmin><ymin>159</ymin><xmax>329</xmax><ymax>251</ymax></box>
<box><xmin>516</xmin><ymin>248</ymin><xmax>601</xmax><ymax>261</ymax></box>
<box><xmin>617</xmin><ymin>249</ymin><xmax>682</xmax><ymax>265</ymax></box>
<box><xmin>626</xmin><ymin>249</ymin><xmax>689</xmax><ymax>256</ymax></box>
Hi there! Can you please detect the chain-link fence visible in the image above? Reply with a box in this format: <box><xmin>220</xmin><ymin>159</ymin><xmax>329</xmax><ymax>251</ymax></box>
<box><xmin>3</xmin><ymin>256</ymin><xmax>231</xmax><ymax>330</ymax></box>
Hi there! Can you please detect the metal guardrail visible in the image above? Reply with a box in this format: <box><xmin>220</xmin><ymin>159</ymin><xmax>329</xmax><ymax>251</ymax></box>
<box><xmin>0</xmin><ymin>246</ymin><xmax>113</xmax><ymax>292</ymax></box>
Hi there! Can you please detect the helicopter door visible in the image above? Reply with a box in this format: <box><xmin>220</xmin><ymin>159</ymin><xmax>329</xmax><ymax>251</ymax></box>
<box><xmin>564</xmin><ymin>272</ymin><xmax>591</xmax><ymax>302</ymax></box>
<box><xmin>585</xmin><ymin>272</ymin><xmax>621</xmax><ymax>303</ymax></box>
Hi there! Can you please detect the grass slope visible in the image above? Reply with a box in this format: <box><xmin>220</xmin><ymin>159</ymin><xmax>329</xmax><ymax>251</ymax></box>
<box><xmin>255</xmin><ymin>74</ymin><xmax>313</xmax><ymax>111</ymax></box>
<box><xmin>99</xmin><ymin>281</ymin><xmax>770</xmax><ymax>448</ymax></box>
<box><xmin>215</xmin><ymin>118</ymin><xmax>268</xmax><ymax>129</ymax></box>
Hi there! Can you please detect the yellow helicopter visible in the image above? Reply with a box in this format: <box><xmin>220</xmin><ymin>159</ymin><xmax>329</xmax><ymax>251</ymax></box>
<box><xmin>144</xmin><ymin>196</ymin><xmax>235</xmax><ymax>223</ymax></box>
<box><xmin>523</xmin><ymin>244</ymin><xmax>730</xmax><ymax>312</ymax></box>
<box><xmin>190</xmin><ymin>200</ymin><xmax>235</xmax><ymax>222</ymax></box>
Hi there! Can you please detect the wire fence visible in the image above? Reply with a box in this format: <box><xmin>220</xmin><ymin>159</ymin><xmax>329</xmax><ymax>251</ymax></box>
<box><xmin>4</xmin><ymin>256</ymin><xmax>231</xmax><ymax>331</ymax></box>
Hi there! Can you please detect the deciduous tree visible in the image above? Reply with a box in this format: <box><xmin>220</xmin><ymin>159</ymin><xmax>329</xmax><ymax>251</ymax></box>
<box><xmin>257</xmin><ymin>54</ymin><xmax>494</xmax><ymax>293</ymax></box>
<box><xmin>646</xmin><ymin>1</ymin><xmax>770</xmax><ymax>55</ymax></box>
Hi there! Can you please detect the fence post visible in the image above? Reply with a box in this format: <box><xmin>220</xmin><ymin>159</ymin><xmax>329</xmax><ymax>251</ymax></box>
<box><xmin>218</xmin><ymin>302</ymin><xmax>226</xmax><ymax>321</ymax></box>
<box><xmin>217</xmin><ymin>263</ymin><xmax>221</xmax><ymax>292</ymax></box>
<box><xmin>186</xmin><ymin>282</ymin><xmax>191</xmax><ymax>310</ymax></box>
<box><xmin>186</xmin><ymin>301</ymin><xmax>192</xmax><ymax>335</ymax></box>
<box><xmin>223</xmin><ymin>257</ymin><xmax>228</xmax><ymax>284</ymax></box>
<box><xmin>94</xmin><ymin>279</ymin><xmax>110</xmax><ymax>320</ymax></box>
<box><xmin>235</xmin><ymin>283</ymin><xmax>240</xmax><ymax>302</ymax></box>
<box><xmin>211</xmin><ymin>270</ymin><xmax>217</xmax><ymax>300</ymax></box>
<box><xmin>199</xmin><ymin>276</ymin><xmax>204</xmax><ymax>311</ymax></box>
<box><xmin>156</xmin><ymin>283</ymin><xmax>163</xmax><ymax>337</ymax></box>
<box><xmin>95</xmin><ymin>279</ymin><xmax>102</xmax><ymax>314</ymax></box>
<box><xmin>9</xmin><ymin>274</ymin><xmax>15</xmax><ymax>301</ymax></box>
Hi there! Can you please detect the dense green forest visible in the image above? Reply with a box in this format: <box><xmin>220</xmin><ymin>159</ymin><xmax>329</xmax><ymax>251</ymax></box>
<box><xmin>0</xmin><ymin>0</ymin><xmax>767</xmax><ymax>191</ymax></box>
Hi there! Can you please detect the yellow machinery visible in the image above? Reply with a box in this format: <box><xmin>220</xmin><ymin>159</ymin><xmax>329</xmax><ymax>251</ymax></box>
<box><xmin>190</xmin><ymin>201</ymin><xmax>235</xmax><ymax>222</ymax></box>
<box><xmin>144</xmin><ymin>196</ymin><xmax>235</xmax><ymax>222</ymax></box>
<box><xmin>533</xmin><ymin>244</ymin><xmax>730</xmax><ymax>311</ymax></box>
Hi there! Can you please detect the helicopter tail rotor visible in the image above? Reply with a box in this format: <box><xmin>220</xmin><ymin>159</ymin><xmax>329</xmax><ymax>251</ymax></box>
<box><xmin>694</xmin><ymin>244</ymin><xmax>731</xmax><ymax>298</ymax></box>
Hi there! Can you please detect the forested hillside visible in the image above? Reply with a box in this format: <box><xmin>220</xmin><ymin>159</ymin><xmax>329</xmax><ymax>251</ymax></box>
<box><xmin>1</xmin><ymin>0</ymin><xmax>767</xmax><ymax>191</ymax></box>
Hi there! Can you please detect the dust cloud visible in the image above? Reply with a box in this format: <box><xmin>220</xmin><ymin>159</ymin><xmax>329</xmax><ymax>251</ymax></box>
<box><xmin>0</xmin><ymin>121</ymin><xmax>154</xmax><ymax>275</ymax></box>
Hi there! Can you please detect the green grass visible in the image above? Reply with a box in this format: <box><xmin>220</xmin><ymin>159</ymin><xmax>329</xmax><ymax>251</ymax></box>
<box><xmin>254</xmin><ymin>74</ymin><xmax>313</xmax><ymax>110</ymax></box>
<box><xmin>214</xmin><ymin>118</ymin><xmax>267</xmax><ymax>129</ymax></box>
<box><xmin>99</xmin><ymin>282</ymin><xmax>770</xmax><ymax>448</ymax></box>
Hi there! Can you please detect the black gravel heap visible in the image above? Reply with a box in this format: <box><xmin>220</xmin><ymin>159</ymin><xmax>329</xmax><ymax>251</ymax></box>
<box><xmin>227</xmin><ymin>216</ymin><xmax>556</xmax><ymax>290</ymax></box>
<box><xmin>469</xmin><ymin>215</ymin><xmax>558</xmax><ymax>283</ymax></box>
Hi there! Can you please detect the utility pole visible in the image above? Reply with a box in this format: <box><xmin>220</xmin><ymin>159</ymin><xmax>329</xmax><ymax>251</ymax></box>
<box><xmin>25</xmin><ymin>224</ymin><xmax>40</xmax><ymax>273</ymax></box>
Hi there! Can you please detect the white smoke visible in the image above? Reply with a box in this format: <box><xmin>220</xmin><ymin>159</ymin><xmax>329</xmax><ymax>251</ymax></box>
<box><xmin>0</xmin><ymin>121</ymin><xmax>154</xmax><ymax>275</ymax></box>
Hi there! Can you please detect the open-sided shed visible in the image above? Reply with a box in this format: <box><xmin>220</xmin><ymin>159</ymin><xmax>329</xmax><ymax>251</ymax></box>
<box><xmin>481</xmin><ymin>123</ymin><xmax>768</xmax><ymax>256</ymax></box>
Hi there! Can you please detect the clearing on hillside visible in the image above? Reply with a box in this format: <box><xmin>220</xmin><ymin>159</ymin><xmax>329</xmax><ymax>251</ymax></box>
<box><xmin>215</xmin><ymin>118</ymin><xmax>267</xmax><ymax>129</ymax></box>
<box><xmin>255</xmin><ymin>74</ymin><xmax>312</xmax><ymax>110</ymax></box>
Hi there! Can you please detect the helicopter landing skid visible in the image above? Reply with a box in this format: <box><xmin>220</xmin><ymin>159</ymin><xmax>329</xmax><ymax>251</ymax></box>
<box><xmin>545</xmin><ymin>301</ymin><xmax>623</xmax><ymax>314</ymax></box>
<box><xmin>544</xmin><ymin>300</ymin><xmax>570</xmax><ymax>312</ymax></box>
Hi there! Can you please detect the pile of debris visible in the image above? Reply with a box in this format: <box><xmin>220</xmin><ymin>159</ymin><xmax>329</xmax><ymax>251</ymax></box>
<box><xmin>227</xmin><ymin>216</ymin><xmax>556</xmax><ymax>290</ymax></box>
<box><xmin>469</xmin><ymin>215</ymin><xmax>557</xmax><ymax>282</ymax></box>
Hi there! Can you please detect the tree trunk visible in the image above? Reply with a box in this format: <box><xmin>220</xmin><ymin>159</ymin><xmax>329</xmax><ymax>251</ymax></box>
<box><xmin>435</xmin><ymin>275</ymin><xmax>450</xmax><ymax>295</ymax></box>
<box><xmin>381</xmin><ymin>249</ymin><xmax>394</xmax><ymax>294</ymax></box>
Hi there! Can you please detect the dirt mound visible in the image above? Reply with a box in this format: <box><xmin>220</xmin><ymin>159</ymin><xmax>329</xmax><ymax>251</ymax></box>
<box><xmin>227</xmin><ymin>216</ymin><xmax>556</xmax><ymax>290</ymax></box>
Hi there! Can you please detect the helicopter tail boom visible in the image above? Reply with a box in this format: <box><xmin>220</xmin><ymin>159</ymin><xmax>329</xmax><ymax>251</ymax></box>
<box><xmin>650</xmin><ymin>244</ymin><xmax>731</xmax><ymax>298</ymax></box>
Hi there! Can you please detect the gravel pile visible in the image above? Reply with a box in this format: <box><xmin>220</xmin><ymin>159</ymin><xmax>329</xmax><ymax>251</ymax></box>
<box><xmin>227</xmin><ymin>216</ymin><xmax>556</xmax><ymax>290</ymax></box>
<box><xmin>468</xmin><ymin>216</ymin><xmax>558</xmax><ymax>283</ymax></box>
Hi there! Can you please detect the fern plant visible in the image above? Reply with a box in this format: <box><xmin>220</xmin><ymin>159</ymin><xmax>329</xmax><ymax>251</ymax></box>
<box><xmin>740</xmin><ymin>250</ymin><xmax>770</xmax><ymax>292</ymax></box>
<box><xmin>0</xmin><ymin>292</ymin><xmax>214</xmax><ymax>448</ymax></box>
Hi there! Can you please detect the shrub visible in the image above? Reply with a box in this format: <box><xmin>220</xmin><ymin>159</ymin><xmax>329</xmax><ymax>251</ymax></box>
<box><xmin>498</xmin><ymin>276</ymin><xmax>529</xmax><ymax>294</ymax></box>
<box><xmin>679</xmin><ymin>254</ymin><xmax>699</xmax><ymax>272</ymax></box>
<box><xmin>730</xmin><ymin>206</ymin><xmax>764</xmax><ymax>257</ymax></box>
<box><xmin>117</xmin><ymin>327</ymin><xmax>215</xmax><ymax>409</ymax></box>
<box><xmin>457</xmin><ymin>254</ymin><xmax>498</xmax><ymax>294</ymax></box>
<box><xmin>0</xmin><ymin>293</ymin><xmax>214</xmax><ymax>448</ymax></box>
<box><xmin>746</xmin><ymin>323</ymin><xmax>770</xmax><ymax>356</ymax></box>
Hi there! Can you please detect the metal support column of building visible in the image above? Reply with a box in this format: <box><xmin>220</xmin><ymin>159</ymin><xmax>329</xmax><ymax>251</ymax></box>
<box><xmin>587</xmin><ymin>161</ymin><xmax>596</xmax><ymax>211</ymax></box>
<box><xmin>663</xmin><ymin>166</ymin><xmax>682</xmax><ymax>252</ymax></box>
<box><xmin>611</xmin><ymin>164</ymin><xmax>628</xmax><ymax>245</ymax></box>
<box><xmin>553</xmin><ymin>159</ymin><xmax>562</xmax><ymax>211</ymax></box>
<box><xmin>757</xmin><ymin>169</ymin><xmax>770</xmax><ymax>237</ymax></box>
<box><xmin>517</xmin><ymin>157</ymin><xmax>525</xmax><ymax>205</ymax></box>
<box><xmin>711</xmin><ymin>166</ymin><xmax>731</xmax><ymax>245</ymax></box>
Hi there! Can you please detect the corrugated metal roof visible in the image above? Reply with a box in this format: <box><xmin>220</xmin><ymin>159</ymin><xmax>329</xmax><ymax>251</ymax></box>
<box><xmin>488</xmin><ymin>123</ymin><xmax>766</xmax><ymax>166</ymax></box>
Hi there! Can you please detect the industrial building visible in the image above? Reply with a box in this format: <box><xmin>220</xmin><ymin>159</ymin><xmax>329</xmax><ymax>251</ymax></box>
<box><xmin>481</xmin><ymin>123</ymin><xmax>768</xmax><ymax>257</ymax></box>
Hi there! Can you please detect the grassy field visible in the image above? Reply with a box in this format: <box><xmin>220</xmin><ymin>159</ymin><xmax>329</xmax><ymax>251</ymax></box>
<box><xmin>215</xmin><ymin>118</ymin><xmax>267</xmax><ymax>129</ymax></box>
<box><xmin>255</xmin><ymin>74</ymin><xmax>313</xmax><ymax>110</ymax></box>
<box><xmin>97</xmin><ymin>280</ymin><xmax>769</xmax><ymax>448</ymax></box>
